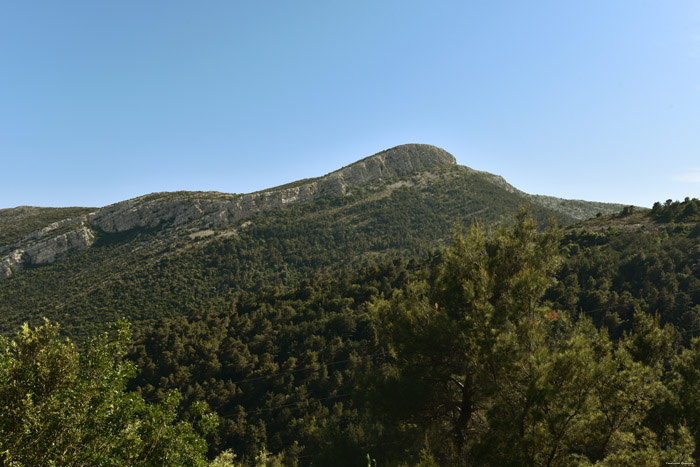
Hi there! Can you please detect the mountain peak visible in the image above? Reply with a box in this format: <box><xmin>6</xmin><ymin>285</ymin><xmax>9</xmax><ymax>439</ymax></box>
<box><xmin>347</xmin><ymin>144</ymin><xmax>456</xmax><ymax>174</ymax></box>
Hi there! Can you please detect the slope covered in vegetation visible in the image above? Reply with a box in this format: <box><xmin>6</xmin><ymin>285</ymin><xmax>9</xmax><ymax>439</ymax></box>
<box><xmin>121</xmin><ymin>206</ymin><xmax>700</xmax><ymax>465</ymax></box>
<box><xmin>0</xmin><ymin>165</ymin><xmax>580</xmax><ymax>340</ymax></box>
<box><xmin>3</xmin><ymin>204</ymin><xmax>700</xmax><ymax>465</ymax></box>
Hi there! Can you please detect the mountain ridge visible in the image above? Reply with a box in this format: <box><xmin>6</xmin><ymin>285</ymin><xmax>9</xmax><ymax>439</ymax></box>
<box><xmin>0</xmin><ymin>144</ymin><xmax>453</xmax><ymax>278</ymax></box>
<box><xmin>0</xmin><ymin>143</ymin><xmax>634</xmax><ymax>339</ymax></box>
<box><xmin>0</xmin><ymin>144</ymin><xmax>624</xmax><ymax>282</ymax></box>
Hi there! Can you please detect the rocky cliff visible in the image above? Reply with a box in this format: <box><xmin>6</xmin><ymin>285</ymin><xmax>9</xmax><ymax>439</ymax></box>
<box><xmin>1</xmin><ymin>144</ymin><xmax>456</xmax><ymax>278</ymax></box>
<box><xmin>0</xmin><ymin>224</ymin><xmax>95</xmax><ymax>279</ymax></box>
<box><xmin>0</xmin><ymin>142</ymin><xmax>627</xmax><ymax>280</ymax></box>
<box><xmin>88</xmin><ymin>144</ymin><xmax>456</xmax><ymax>233</ymax></box>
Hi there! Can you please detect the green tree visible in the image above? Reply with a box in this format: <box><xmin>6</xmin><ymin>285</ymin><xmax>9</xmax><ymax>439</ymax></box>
<box><xmin>375</xmin><ymin>207</ymin><xmax>695</xmax><ymax>465</ymax></box>
<box><xmin>664</xmin><ymin>337</ymin><xmax>700</xmax><ymax>461</ymax></box>
<box><xmin>375</xmin><ymin>207</ymin><xmax>560</xmax><ymax>460</ymax></box>
<box><xmin>0</xmin><ymin>319</ymin><xmax>217</xmax><ymax>466</ymax></box>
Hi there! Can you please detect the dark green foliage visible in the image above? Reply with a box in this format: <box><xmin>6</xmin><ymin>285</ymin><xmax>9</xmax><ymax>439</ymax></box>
<box><xmin>118</xmin><ymin>207</ymin><xmax>700</xmax><ymax>464</ymax></box>
<box><xmin>4</xmin><ymin>202</ymin><xmax>700</xmax><ymax>464</ymax></box>
<box><xmin>549</xmin><ymin>220</ymin><xmax>700</xmax><ymax>341</ymax></box>
<box><xmin>619</xmin><ymin>205</ymin><xmax>635</xmax><ymax>216</ymax></box>
<box><xmin>665</xmin><ymin>338</ymin><xmax>700</xmax><ymax>458</ymax></box>
<box><xmin>651</xmin><ymin>197</ymin><xmax>700</xmax><ymax>223</ymax></box>
<box><xmin>0</xmin><ymin>320</ymin><xmax>216</xmax><ymax>466</ymax></box>
<box><xmin>371</xmin><ymin>209</ymin><xmax>695</xmax><ymax>464</ymax></box>
<box><xmin>5</xmin><ymin>177</ymin><xmax>700</xmax><ymax>465</ymax></box>
<box><xmin>127</xmin><ymin>261</ymin><xmax>417</xmax><ymax>465</ymax></box>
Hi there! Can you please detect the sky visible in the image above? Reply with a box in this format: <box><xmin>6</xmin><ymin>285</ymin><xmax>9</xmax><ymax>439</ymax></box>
<box><xmin>1</xmin><ymin>1</ymin><xmax>699</xmax><ymax>209</ymax></box>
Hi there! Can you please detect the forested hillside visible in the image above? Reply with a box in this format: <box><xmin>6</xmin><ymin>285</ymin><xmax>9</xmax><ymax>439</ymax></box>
<box><xmin>3</xmin><ymin>203</ymin><xmax>700</xmax><ymax>465</ymax></box>
<box><xmin>549</xmin><ymin>198</ymin><xmax>700</xmax><ymax>342</ymax></box>
<box><xmin>3</xmin><ymin>146</ymin><xmax>698</xmax><ymax>465</ymax></box>
<box><xmin>112</xmin><ymin>204</ymin><xmax>700</xmax><ymax>465</ymax></box>
<box><xmin>0</xmin><ymin>156</ymin><xmax>613</xmax><ymax>340</ymax></box>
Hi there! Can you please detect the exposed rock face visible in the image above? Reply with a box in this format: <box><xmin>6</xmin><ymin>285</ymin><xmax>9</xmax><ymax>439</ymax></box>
<box><xmin>88</xmin><ymin>199</ymin><xmax>231</xmax><ymax>233</ymax></box>
<box><xmin>0</xmin><ymin>226</ymin><xmax>95</xmax><ymax>279</ymax></box>
<box><xmin>0</xmin><ymin>250</ymin><xmax>25</xmax><ymax>280</ymax></box>
<box><xmin>0</xmin><ymin>143</ymin><xmax>627</xmax><ymax>281</ymax></box>
<box><xmin>0</xmin><ymin>144</ymin><xmax>456</xmax><ymax>279</ymax></box>
<box><xmin>89</xmin><ymin>144</ymin><xmax>456</xmax><ymax>233</ymax></box>
<box><xmin>332</xmin><ymin>144</ymin><xmax>456</xmax><ymax>186</ymax></box>
<box><xmin>24</xmin><ymin>227</ymin><xmax>96</xmax><ymax>264</ymax></box>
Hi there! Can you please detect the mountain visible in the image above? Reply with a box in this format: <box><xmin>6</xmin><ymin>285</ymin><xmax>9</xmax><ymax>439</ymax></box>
<box><xmin>0</xmin><ymin>144</ymin><xmax>626</xmax><ymax>338</ymax></box>
<box><xmin>125</xmin><ymin>199</ymin><xmax>700</xmax><ymax>464</ymax></box>
<box><xmin>5</xmin><ymin>146</ymin><xmax>700</xmax><ymax>465</ymax></box>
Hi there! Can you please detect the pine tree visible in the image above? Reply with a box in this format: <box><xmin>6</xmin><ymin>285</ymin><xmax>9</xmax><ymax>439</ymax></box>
<box><xmin>375</xmin><ymin>206</ymin><xmax>695</xmax><ymax>465</ymax></box>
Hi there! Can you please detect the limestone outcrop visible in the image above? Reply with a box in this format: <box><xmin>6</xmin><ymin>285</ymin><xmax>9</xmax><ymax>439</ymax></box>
<box><xmin>0</xmin><ymin>250</ymin><xmax>25</xmax><ymax>280</ymax></box>
<box><xmin>88</xmin><ymin>198</ymin><xmax>233</xmax><ymax>233</ymax></box>
<box><xmin>0</xmin><ymin>225</ymin><xmax>95</xmax><ymax>279</ymax></box>
<box><xmin>88</xmin><ymin>144</ymin><xmax>456</xmax><ymax>233</ymax></box>
<box><xmin>1</xmin><ymin>144</ymin><xmax>456</xmax><ymax>278</ymax></box>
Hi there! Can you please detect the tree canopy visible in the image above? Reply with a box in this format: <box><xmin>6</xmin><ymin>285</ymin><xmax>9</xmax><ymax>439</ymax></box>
<box><xmin>373</xmin><ymin>208</ymin><xmax>696</xmax><ymax>465</ymax></box>
<box><xmin>2</xmin><ymin>205</ymin><xmax>700</xmax><ymax>465</ymax></box>
<box><xmin>0</xmin><ymin>320</ymin><xmax>217</xmax><ymax>466</ymax></box>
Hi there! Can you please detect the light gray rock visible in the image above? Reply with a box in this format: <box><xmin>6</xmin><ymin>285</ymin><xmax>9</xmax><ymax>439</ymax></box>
<box><xmin>23</xmin><ymin>226</ymin><xmax>96</xmax><ymax>264</ymax></box>
<box><xmin>1</xmin><ymin>144</ymin><xmax>456</xmax><ymax>279</ymax></box>
<box><xmin>89</xmin><ymin>144</ymin><xmax>456</xmax><ymax>233</ymax></box>
<box><xmin>0</xmin><ymin>225</ymin><xmax>95</xmax><ymax>279</ymax></box>
<box><xmin>88</xmin><ymin>199</ymin><xmax>227</xmax><ymax>233</ymax></box>
<box><xmin>0</xmin><ymin>250</ymin><xmax>26</xmax><ymax>279</ymax></box>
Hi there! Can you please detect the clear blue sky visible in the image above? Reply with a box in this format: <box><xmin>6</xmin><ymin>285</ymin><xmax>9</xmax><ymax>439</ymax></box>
<box><xmin>2</xmin><ymin>1</ymin><xmax>699</xmax><ymax>209</ymax></box>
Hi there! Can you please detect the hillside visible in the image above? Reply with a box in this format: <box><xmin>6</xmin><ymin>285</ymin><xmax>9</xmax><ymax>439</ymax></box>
<box><xmin>0</xmin><ymin>206</ymin><xmax>95</xmax><ymax>247</ymax></box>
<box><xmin>3</xmin><ymin>152</ymin><xmax>700</xmax><ymax>464</ymax></box>
<box><xmin>120</xmin><ymin>204</ymin><xmax>700</xmax><ymax>464</ymax></box>
<box><xmin>0</xmin><ymin>144</ymin><xmax>626</xmax><ymax>339</ymax></box>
